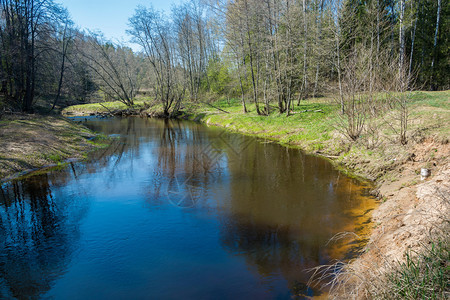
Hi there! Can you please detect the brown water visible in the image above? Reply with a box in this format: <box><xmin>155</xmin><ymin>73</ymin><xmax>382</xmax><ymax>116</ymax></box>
<box><xmin>0</xmin><ymin>117</ymin><xmax>376</xmax><ymax>299</ymax></box>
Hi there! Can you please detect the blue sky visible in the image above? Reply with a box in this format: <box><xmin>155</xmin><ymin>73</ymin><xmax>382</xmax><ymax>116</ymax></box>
<box><xmin>56</xmin><ymin>0</ymin><xmax>182</xmax><ymax>50</ymax></box>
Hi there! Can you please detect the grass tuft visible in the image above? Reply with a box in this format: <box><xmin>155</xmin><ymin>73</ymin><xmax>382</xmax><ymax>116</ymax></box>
<box><xmin>387</xmin><ymin>240</ymin><xmax>449</xmax><ymax>300</ymax></box>
<box><xmin>309</xmin><ymin>235</ymin><xmax>449</xmax><ymax>300</ymax></box>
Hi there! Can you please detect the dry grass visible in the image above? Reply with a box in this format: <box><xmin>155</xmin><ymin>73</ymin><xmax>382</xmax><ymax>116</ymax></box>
<box><xmin>310</xmin><ymin>236</ymin><xmax>448</xmax><ymax>300</ymax></box>
<box><xmin>0</xmin><ymin>114</ymin><xmax>107</xmax><ymax>180</ymax></box>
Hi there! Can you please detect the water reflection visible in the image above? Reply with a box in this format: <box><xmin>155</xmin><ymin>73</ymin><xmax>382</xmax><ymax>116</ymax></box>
<box><xmin>0</xmin><ymin>117</ymin><xmax>376</xmax><ymax>299</ymax></box>
<box><xmin>0</xmin><ymin>171</ymin><xmax>88</xmax><ymax>299</ymax></box>
<box><xmin>216</xmin><ymin>141</ymin><xmax>374</xmax><ymax>296</ymax></box>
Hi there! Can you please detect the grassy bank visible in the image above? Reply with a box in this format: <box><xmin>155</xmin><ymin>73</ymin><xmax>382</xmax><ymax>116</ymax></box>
<box><xmin>182</xmin><ymin>92</ymin><xmax>449</xmax><ymax>299</ymax></box>
<box><xmin>64</xmin><ymin>90</ymin><xmax>449</xmax><ymax>181</ymax></box>
<box><xmin>189</xmin><ymin>91</ymin><xmax>449</xmax><ymax>180</ymax></box>
<box><xmin>62</xmin><ymin>100</ymin><xmax>149</xmax><ymax>116</ymax></box>
<box><xmin>0</xmin><ymin>114</ymin><xmax>110</xmax><ymax>181</ymax></box>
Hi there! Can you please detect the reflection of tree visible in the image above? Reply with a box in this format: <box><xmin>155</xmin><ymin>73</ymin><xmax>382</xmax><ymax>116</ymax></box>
<box><xmin>218</xmin><ymin>140</ymin><xmax>373</xmax><ymax>296</ymax></box>
<box><xmin>84</xmin><ymin>117</ymin><xmax>141</xmax><ymax>177</ymax></box>
<box><xmin>220</xmin><ymin>216</ymin><xmax>324</xmax><ymax>296</ymax></box>
<box><xmin>150</xmin><ymin>119</ymin><xmax>225</xmax><ymax>205</ymax></box>
<box><xmin>158</xmin><ymin>119</ymin><xmax>183</xmax><ymax>179</ymax></box>
<box><xmin>0</xmin><ymin>173</ymin><xmax>88</xmax><ymax>299</ymax></box>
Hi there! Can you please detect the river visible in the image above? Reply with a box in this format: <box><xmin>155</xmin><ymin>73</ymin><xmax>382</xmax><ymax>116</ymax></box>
<box><xmin>0</xmin><ymin>116</ymin><xmax>376</xmax><ymax>299</ymax></box>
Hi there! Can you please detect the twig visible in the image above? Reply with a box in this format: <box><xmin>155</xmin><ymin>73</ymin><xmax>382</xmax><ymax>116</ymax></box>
<box><xmin>99</xmin><ymin>103</ymin><xmax>114</xmax><ymax>115</ymax></box>
<box><xmin>202</xmin><ymin>102</ymin><xmax>230</xmax><ymax>113</ymax></box>
<box><xmin>290</xmin><ymin>109</ymin><xmax>323</xmax><ymax>114</ymax></box>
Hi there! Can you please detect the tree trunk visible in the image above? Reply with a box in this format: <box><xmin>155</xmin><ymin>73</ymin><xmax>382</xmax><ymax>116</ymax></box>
<box><xmin>399</xmin><ymin>0</ymin><xmax>405</xmax><ymax>72</ymax></box>
<box><xmin>52</xmin><ymin>24</ymin><xmax>69</xmax><ymax>111</ymax></box>
<box><xmin>335</xmin><ymin>0</ymin><xmax>344</xmax><ymax>114</ymax></box>
<box><xmin>243</xmin><ymin>0</ymin><xmax>261</xmax><ymax>115</ymax></box>
<box><xmin>430</xmin><ymin>0</ymin><xmax>441</xmax><ymax>90</ymax></box>
<box><xmin>376</xmin><ymin>0</ymin><xmax>380</xmax><ymax>56</ymax></box>
<box><xmin>300</xmin><ymin>0</ymin><xmax>308</xmax><ymax>104</ymax></box>
<box><xmin>312</xmin><ymin>0</ymin><xmax>324</xmax><ymax>99</ymax></box>
<box><xmin>408</xmin><ymin>0</ymin><xmax>419</xmax><ymax>80</ymax></box>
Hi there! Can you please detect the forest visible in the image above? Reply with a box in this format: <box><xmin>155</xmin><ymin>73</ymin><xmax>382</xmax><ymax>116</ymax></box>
<box><xmin>0</xmin><ymin>0</ymin><xmax>448</xmax><ymax>115</ymax></box>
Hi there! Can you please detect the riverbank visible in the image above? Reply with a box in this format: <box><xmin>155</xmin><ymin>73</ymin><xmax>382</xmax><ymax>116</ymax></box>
<box><xmin>0</xmin><ymin>114</ymin><xmax>110</xmax><ymax>181</ymax></box>
<box><xmin>63</xmin><ymin>91</ymin><xmax>449</xmax><ymax>181</ymax></box>
<box><xmin>187</xmin><ymin>94</ymin><xmax>449</xmax><ymax>299</ymax></box>
<box><xmin>182</xmin><ymin>93</ymin><xmax>449</xmax><ymax>298</ymax></box>
<box><xmin>63</xmin><ymin>90</ymin><xmax>449</xmax><ymax>298</ymax></box>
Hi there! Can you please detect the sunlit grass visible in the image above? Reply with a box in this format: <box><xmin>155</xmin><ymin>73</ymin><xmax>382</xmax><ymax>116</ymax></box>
<box><xmin>61</xmin><ymin>90</ymin><xmax>448</xmax><ymax>155</ymax></box>
<box><xmin>180</xmin><ymin>96</ymin><xmax>348</xmax><ymax>154</ymax></box>
<box><xmin>0</xmin><ymin>115</ymin><xmax>105</xmax><ymax>179</ymax></box>
<box><xmin>410</xmin><ymin>90</ymin><xmax>450</xmax><ymax>109</ymax></box>
<box><xmin>62</xmin><ymin>100</ymin><xmax>147</xmax><ymax>114</ymax></box>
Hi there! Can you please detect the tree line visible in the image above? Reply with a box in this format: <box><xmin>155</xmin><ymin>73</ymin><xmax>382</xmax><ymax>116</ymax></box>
<box><xmin>0</xmin><ymin>0</ymin><xmax>144</xmax><ymax>112</ymax></box>
<box><xmin>0</xmin><ymin>0</ymin><xmax>448</xmax><ymax>115</ymax></box>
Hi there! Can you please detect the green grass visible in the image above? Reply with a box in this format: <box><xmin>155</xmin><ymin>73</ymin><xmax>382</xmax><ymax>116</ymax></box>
<box><xmin>407</xmin><ymin>90</ymin><xmax>450</xmax><ymax>142</ymax></box>
<box><xmin>410</xmin><ymin>90</ymin><xmax>450</xmax><ymax>110</ymax></box>
<box><xmin>386</xmin><ymin>239</ymin><xmax>449</xmax><ymax>299</ymax></box>
<box><xmin>60</xmin><ymin>90</ymin><xmax>449</xmax><ymax>178</ymax></box>
<box><xmin>45</xmin><ymin>153</ymin><xmax>63</xmax><ymax>163</ymax></box>
<box><xmin>181</xmin><ymin>98</ymin><xmax>340</xmax><ymax>153</ymax></box>
<box><xmin>62</xmin><ymin>100</ymin><xmax>148</xmax><ymax>114</ymax></box>
<box><xmin>186</xmin><ymin>91</ymin><xmax>448</xmax><ymax>141</ymax></box>
<box><xmin>87</xmin><ymin>134</ymin><xmax>115</xmax><ymax>148</ymax></box>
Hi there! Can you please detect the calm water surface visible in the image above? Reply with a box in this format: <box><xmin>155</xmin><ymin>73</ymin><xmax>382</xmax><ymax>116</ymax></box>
<box><xmin>0</xmin><ymin>117</ymin><xmax>376</xmax><ymax>299</ymax></box>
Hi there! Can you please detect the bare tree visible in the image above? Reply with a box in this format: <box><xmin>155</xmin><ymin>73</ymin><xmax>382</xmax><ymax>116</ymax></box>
<box><xmin>81</xmin><ymin>34</ymin><xmax>140</xmax><ymax>107</ymax></box>
<box><xmin>129</xmin><ymin>5</ymin><xmax>186</xmax><ymax>116</ymax></box>
<box><xmin>385</xmin><ymin>57</ymin><xmax>414</xmax><ymax>145</ymax></box>
<box><xmin>300</xmin><ymin>0</ymin><xmax>308</xmax><ymax>102</ymax></box>
<box><xmin>0</xmin><ymin>0</ymin><xmax>52</xmax><ymax>111</ymax></box>
<box><xmin>334</xmin><ymin>48</ymin><xmax>369</xmax><ymax>141</ymax></box>
<box><xmin>224</xmin><ymin>1</ymin><xmax>250</xmax><ymax>113</ymax></box>
<box><xmin>408</xmin><ymin>0</ymin><xmax>419</xmax><ymax>81</ymax></box>
<box><xmin>399</xmin><ymin>0</ymin><xmax>406</xmax><ymax>72</ymax></box>
<box><xmin>331</xmin><ymin>0</ymin><xmax>345</xmax><ymax>114</ymax></box>
<box><xmin>50</xmin><ymin>5</ymin><xmax>74</xmax><ymax>110</ymax></box>
<box><xmin>239</xmin><ymin>0</ymin><xmax>263</xmax><ymax>115</ymax></box>
<box><xmin>172</xmin><ymin>1</ymin><xmax>213</xmax><ymax>101</ymax></box>
<box><xmin>430</xmin><ymin>0</ymin><xmax>441</xmax><ymax>90</ymax></box>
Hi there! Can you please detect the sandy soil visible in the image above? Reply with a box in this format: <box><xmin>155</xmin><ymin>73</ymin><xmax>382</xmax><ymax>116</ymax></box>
<box><xmin>327</xmin><ymin>140</ymin><xmax>450</xmax><ymax>299</ymax></box>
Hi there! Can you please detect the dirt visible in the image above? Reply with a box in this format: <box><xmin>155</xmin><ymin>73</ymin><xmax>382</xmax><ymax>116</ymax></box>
<box><xmin>328</xmin><ymin>141</ymin><xmax>450</xmax><ymax>299</ymax></box>
<box><xmin>0</xmin><ymin>114</ymin><xmax>103</xmax><ymax>181</ymax></box>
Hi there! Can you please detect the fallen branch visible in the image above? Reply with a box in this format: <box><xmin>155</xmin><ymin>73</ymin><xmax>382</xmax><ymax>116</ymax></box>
<box><xmin>203</xmin><ymin>102</ymin><xmax>230</xmax><ymax>114</ymax></box>
<box><xmin>290</xmin><ymin>109</ymin><xmax>323</xmax><ymax>114</ymax></box>
<box><xmin>99</xmin><ymin>103</ymin><xmax>115</xmax><ymax>115</ymax></box>
<box><xmin>315</xmin><ymin>151</ymin><xmax>339</xmax><ymax>158</ymax></box>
